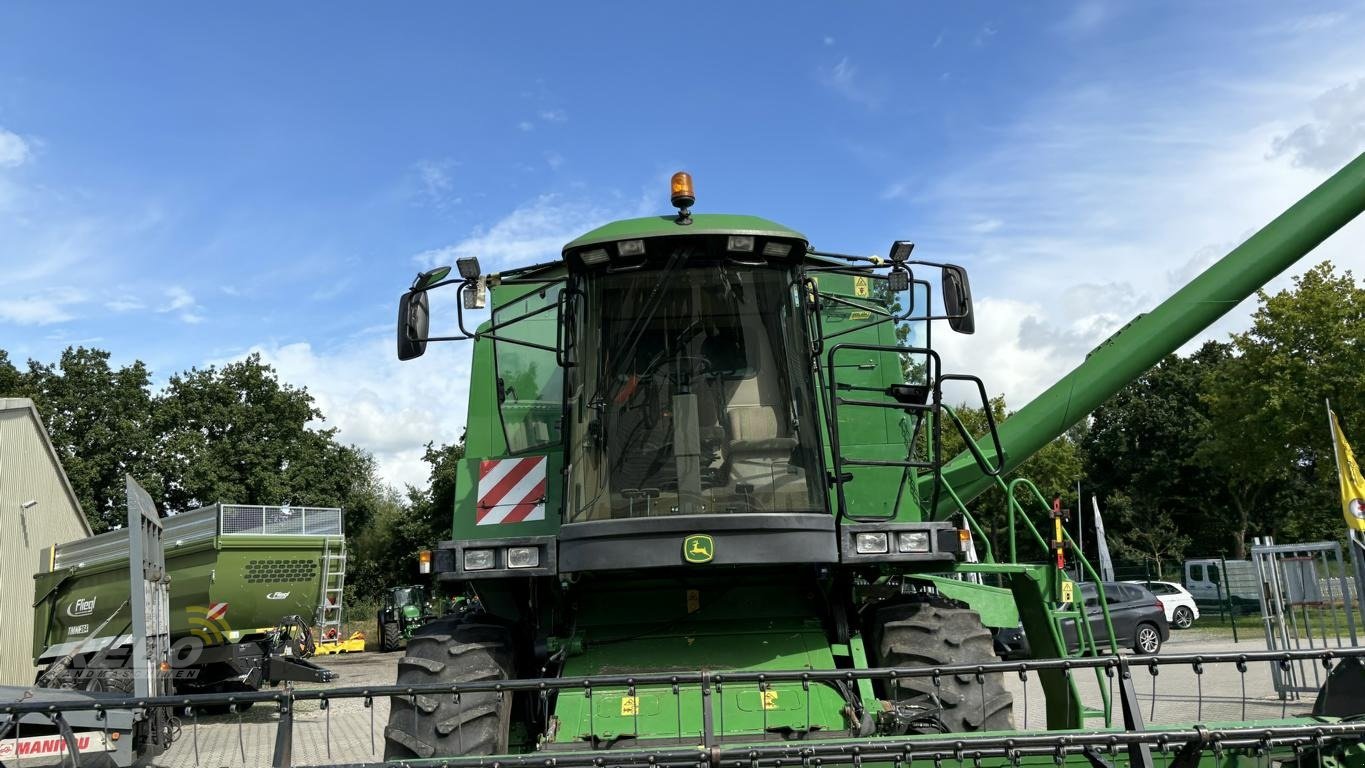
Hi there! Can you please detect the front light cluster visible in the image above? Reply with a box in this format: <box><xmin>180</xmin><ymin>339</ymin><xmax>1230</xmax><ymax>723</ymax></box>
<box><xmin>463</xmin><ymin>546</ymin><xmax>541</xmax><ymax>571</ymax></box>
<box><xmin>853</xmin><ymin>530</ymin><xmax>933</xmax><ymax>555</ymax></box>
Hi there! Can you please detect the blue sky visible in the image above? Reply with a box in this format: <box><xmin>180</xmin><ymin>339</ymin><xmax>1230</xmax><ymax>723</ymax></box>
<box><xmin>3</xmin><ymin>3</ymin><xmax>1364</xmax><ymax>487</ymax></box>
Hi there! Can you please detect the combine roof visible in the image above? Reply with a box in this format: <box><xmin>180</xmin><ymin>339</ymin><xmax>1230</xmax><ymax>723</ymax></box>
<box><xmin>563</xmin><ymin>214</ymin><xmax>807</xmax><ymax>254</ymax></box>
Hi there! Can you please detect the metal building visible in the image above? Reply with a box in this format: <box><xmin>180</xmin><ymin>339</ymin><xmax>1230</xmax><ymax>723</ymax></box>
<box><xmin>0</xmin><ymin>398</ymin><xmax>93</xmax><ymax>685</ymax></box>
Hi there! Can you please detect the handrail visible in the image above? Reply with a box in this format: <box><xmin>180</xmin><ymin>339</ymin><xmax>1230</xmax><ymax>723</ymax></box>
<box><xmin>937</xmin><ymin>422</ymin><xmax>1123</xmax><ymax>725</ymax></box>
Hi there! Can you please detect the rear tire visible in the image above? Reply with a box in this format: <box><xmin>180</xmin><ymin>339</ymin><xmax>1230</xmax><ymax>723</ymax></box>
<box><xmin>1172</xmin><ymin>606</ymin><xmax>1194</xmax><ymax>630</ymax></box>
<box><xmin>1133</xmin><ymin>622</ymin><xmax>1162</xmax><ymax>655</ymax></box>
<box><xmin>870</xmin><ymin>602</ymin><xmax>1014</xmax><ymax>733</ymax></box>
<box><xmin>381</xmin><ymin>621</ymin><xmax>402</xmax><ymax>652</ymax></box>
<box><xmin>383</xmin><ymin>618</ymin><xmax>514</xmax><ymax>760</ymax></box>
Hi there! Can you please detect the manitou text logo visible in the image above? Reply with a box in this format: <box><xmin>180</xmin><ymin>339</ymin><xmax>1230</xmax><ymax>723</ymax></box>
<box><xmin>683</xmin><ymin>534</ymin><xmax>714</xmax><ymax>564</ymax></box>
<box><xmin>66</xmin><ymin>597</ymin><xmax>97</xmax><ymax>618</ymax></box>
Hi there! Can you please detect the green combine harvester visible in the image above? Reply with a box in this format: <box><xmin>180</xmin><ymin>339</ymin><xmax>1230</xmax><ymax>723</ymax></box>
<box><xmin>384</xmin><ymin>156</ymin><xmax>1365</xmax><ymax>766</ymax></box>
<box><xmin>31</xmin><ymin>502</ymin><xmax>344</xmax><ymax>696</ymax></box>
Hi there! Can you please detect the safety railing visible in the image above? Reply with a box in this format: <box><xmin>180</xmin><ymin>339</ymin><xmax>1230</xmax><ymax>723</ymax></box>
<box><xmin>5</xmin><ymin>648</ymin><xmax>1364</xmax><ymax>768</ymax></box>
<box><xmin>935</xmin><ymin>414</ymin><xmax>1124</xmax><ymax>727</ymax></box>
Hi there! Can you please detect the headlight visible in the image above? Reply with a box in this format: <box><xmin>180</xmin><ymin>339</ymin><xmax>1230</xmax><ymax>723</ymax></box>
<box><xmin>506</xmin><ymin>546</ymin><xmax>540</xmax><ymax>569</ymax></box>
<box><xmin>854</xmin><ymin>532</ymin><xmax>889</xmax><ymax>554</ymax></box>
<box><xmin>463</xmin><ymin>549</ymin><xmax>495</xmax><ymax>571</ymax></box>
<box><xmin>897</xmin><ymin>532</ymin><xmax>931</xmax><ymax>553</ymax></box>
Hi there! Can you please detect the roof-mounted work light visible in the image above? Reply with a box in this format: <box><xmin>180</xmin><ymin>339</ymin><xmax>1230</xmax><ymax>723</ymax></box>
<box><xmin>889</xmin><ymin>240</ymin><xmax>914</xmax><ymax>263</ymax></box>
<box><xmin>456</xmin><ymin>257</ymin><xmax>482</xmax><ymax>280</ymax></box>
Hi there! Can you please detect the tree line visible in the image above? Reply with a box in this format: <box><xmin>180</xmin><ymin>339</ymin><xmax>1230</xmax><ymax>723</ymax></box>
<box><xmin>3</xmin><ymin>261</ymin><xmax>1360</xmax><ymax>591</ymax></box>
<box><xmin>0</xmin><ymin>349</ymin><xmax>451</xmax><ymax>598</ymax></box>
<box><xmin>948</xmin><ymin>262</ymin><xmax>1365</xmax><ymax>574</ymax></box>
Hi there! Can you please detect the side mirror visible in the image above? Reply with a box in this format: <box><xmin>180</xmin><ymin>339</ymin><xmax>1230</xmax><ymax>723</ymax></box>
<box><xmin>941</xmin><ymin>264</ymin><xmax>975</xmax><ymax>334</ymax></box>
<box><xmin>397</xmin><ymin>289</ymin><xmax>430</xmax><ymax>360</ymax></box>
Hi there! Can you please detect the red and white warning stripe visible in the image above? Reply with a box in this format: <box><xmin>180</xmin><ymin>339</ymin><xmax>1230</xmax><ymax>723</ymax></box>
<box><xmin>206</xmin><ymin>602</ymin><xmax>229</xmax><ymax>621</ymax></box>
<box><xmin>477</xmin><ymin>456</ymin><xmax>547</xmax><ymax>525</ymax></box>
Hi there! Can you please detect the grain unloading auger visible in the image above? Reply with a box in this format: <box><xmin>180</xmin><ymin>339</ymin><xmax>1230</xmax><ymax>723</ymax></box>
<box><xmin>377</xmin><ymin>156</ymin><xmax>1365</xmax><ymax>768</ymax></box>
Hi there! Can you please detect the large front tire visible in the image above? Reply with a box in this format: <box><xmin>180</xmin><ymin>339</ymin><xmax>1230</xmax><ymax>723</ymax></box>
<box><xmin>381</xmin><ymin>621</ymin><xmax>402</xmax><ymax>652</ymax></box>
<box><xmin>870</xmin><ymin>602</ymin><xmax>1014</xmax><ymax>733</ymax></box>
<box><xmin>383</xmin><ymin>619</ymin><xmax>514</xmax><ymax>760</ymax></box>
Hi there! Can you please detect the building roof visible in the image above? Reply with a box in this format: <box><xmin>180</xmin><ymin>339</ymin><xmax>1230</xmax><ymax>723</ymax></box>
<box><xmin>0</xmin><ymin>397</ymin><xmax>94</xmax><ymax>537</ymax></box>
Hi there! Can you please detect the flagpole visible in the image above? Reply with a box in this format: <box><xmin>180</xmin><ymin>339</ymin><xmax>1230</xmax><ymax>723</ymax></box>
<box><xmin>1327</xmin><ymin>398</ymin><xmax>1365</xmax><ymax>622</ymax></box>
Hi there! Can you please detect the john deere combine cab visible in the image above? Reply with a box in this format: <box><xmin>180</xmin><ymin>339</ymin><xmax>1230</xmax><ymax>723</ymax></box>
<box><xmin>386</xmin><ymin>159</ymin><xmax>1365</xmax><ymax>765</ymax></box>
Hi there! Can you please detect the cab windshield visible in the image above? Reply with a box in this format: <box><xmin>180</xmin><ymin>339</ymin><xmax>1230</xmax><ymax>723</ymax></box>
<box><xmin>566</xmin><ymin>251</ymin><xmax>825</xmax><ymax>521</ymax></box>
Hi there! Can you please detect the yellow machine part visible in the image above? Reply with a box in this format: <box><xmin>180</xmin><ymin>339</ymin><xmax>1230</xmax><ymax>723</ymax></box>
<box><xmin>314</xmin><ymin>632</ymin><xmax>367</xmax><ymax>655</ymax></box>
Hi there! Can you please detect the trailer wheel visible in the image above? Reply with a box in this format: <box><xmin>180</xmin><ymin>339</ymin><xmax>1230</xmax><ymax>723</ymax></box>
<box><xmin>384</xmin><ymin>618</ymin><xmax>514</xmax><ymax>760</ymax></box>
<box><xmin>870</xmin><ymin>602</ymin><xmax>1013</xmax><ymax>733</ymax></box>
<box><xmin>381</xmin><ymin>621</ymin><xmax>402</xmax><ymax>652</ymax></box>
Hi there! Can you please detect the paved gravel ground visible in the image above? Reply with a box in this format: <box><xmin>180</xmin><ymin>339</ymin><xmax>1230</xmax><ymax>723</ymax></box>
<box><xmin>126</xmin><ymin>630</ymin><xmax>1351</xmax><ymax>767</ymax></box>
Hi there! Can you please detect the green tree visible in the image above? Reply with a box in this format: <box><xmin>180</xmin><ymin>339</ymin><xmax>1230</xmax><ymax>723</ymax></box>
<box><xmin>1102</xmin><ymin>491</ymin><xmax>1190</xmax><ymax>578</ymax></box>
<box><xmin>22</xmin><ymin>347</ymin><xmax>157</xmax><ymax>532</ymax></box>
<box><xmin>349</xmin><ymin>441</ymin><xmax>464</xmax><ymax>598</ymax></box>
<box><xmin>941</xmin><ymin>397</ymin><xmax>1083</xmax><ymax>562</ymax></box>
<box><xmin>1083</xmin><ymin>342</ymin><xmax>1229</xmax><ymax>558</ymax></box>
<box><xmin>0</xmin><ymin>350</ymin><xmax>23</xmax><ymax>396</ymax></box>
<box><xmin>150</xmin><ymin>353</ymin><xmax>360</xmax><ymax>512</ymax></box>
<box><xmin>1201</xmin><ymin>262</ymin><xmax>1365</xmax><ymax>552</ymax></box>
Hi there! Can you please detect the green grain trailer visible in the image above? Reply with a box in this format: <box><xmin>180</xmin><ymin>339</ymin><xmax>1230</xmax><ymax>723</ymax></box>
<box><xmin>384</xmin><ymin>158</ymin><xmax>1365</xmax><ymax>767</ymax></box>
<box><xmin>31</xmin><ymin>502</ymin><xmax>343</xmax><ymax>695</ymax></box>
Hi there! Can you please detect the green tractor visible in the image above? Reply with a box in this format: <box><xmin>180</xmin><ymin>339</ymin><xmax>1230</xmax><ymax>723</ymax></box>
<box><xmin>385</xmin><ymin>161</ymin><xmax>1365</xmax><ymax>764</ymax></box>
<box><xmin>377</xmin><ymin>585</ymin><xmax>436</xmax><ymax>652</ymax></box>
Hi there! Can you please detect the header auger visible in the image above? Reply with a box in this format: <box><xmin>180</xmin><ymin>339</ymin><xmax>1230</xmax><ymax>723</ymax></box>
<box><xmin>383</xmin><ymin>155</ymin><xmax>1365</xmax><ymax>767</ymax></box>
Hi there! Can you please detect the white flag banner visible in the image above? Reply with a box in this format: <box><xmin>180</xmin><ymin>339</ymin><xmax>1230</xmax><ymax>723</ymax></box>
<box><xmin>1092</xmin><ymin>495</ymin><xmax>1116</xmax><ymax>582</ymax></box>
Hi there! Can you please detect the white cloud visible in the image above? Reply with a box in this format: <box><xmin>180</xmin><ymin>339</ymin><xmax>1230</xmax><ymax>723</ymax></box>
<box><xmin>0</xmin><ymin>127</ymin><xmax>30</xmax><ymax>168</ymax></box>
<box><xmin>411</xmin><ymin>158</ymin><xmax>461</xmax><ymax>208</ymax></box>
<box><xmin>823</xmin><ymin>36</ymin><xmax>835</xmax><ymax>46</ymax></box>
<box><xmin>545</xmin><ymin>151</ymin><xmax>564</xmax><ymax>170</ymax></box>
<box><xmin>819</xmin><ymin>57</ymin><xmax>881</xmax><ymax>108</ymax></box>
<box><xmin>413</xmin><ymin>194</ymin><xmax>627</xmax><ymax>273</ymax></box>
<box><xmin>906</xmin><ymin>67</ymin><xmax>1365</xmax><ymax>412</ymax></box>
<box><xmin>1270</xmin><ymin>78</ymin><xmax>1365</xmax><ymax>171</ymax></box>
<box><xmin>104</xmin><ymin>296</ymin><xmax>145</xmax><ymax>312</ymax></box>
<box><xmin>222</xmin><ymin>335</ymin><xmax>473</xmax><ymax>489</ymax></box>
<box><xmin>538</xmin><ymin>109</ymin><xmax>567</xmax><ymax>123</ymax></box>
<box><xmin>969</xmin><ymin>218</ymin><xmax>1003</xmax><ymax>234</ymax></box>
<box><xmin>0</xmin><ymin>288</ymin><xmax>85</xmax><ymax>325</ymax></box>
<box><xmin>518</xmin><ymin>121</ymin><xmax>534</xmax><ymax>132</ymax></box>
<box><xmin>160</xmin><ymin>286</ymin><xmax>204</xmax><ymax>324</ymax></box>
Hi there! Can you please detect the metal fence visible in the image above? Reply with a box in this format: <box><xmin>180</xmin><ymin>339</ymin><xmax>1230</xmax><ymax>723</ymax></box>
<box><xmin>4</xmin><ymin>648</ymin><xmax>1363</xmax><ymax>768</ymax></box>
<box><xmin>1251</xmin><ymin>538</ymin><xmax>1360</xmax><ymax>699</ymax></box>
<box><xmin>220</xmin><ymin>504</ymin><xmax>343</xmax><ymax>536</ymax></box>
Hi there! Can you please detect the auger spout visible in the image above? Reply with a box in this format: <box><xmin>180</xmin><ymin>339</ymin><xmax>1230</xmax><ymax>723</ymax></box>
<box><xmin>931</xmin><ymin>151</ymin><xmax>1365</xmax><ymax>516</ymax></box>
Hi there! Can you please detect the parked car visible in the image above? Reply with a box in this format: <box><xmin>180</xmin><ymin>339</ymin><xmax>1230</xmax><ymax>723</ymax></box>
<box><xmin>1126</xmin><ymin>580</ymin><xmax>1200</xmax><ymax>629</ymax></box>
<box><xmin>1060</xmin><ymin>581</ymin><xmax>1170</xmax><ymax>655</ymax></box>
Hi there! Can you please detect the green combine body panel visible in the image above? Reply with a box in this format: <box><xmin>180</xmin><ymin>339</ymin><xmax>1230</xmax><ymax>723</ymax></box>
<box><xmin>31</xmin><ymin>503</ymin><xmax>343</xmax><ymax>689</ymax></box>
<box><xmin>384</xmin><ymin>160</ymin><xmax>1365</xmax><ymax>766</ymax></box>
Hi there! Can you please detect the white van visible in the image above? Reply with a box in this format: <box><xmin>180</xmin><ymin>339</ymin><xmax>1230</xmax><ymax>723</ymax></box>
<box><xmin>1183</xmin><ymin>558</ymin><xmax>1260</xmax><ymax>609</ymax></box>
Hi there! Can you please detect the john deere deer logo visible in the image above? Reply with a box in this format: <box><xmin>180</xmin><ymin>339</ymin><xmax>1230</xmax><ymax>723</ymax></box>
<box><xmin>683</xmin><ymin>534</ymin><xmax>714</xmax><ymax>564</ymax></box>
